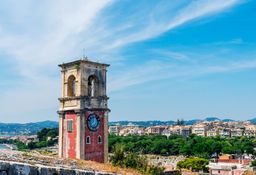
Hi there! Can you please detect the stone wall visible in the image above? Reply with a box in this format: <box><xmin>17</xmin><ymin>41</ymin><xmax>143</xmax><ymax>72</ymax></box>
<box><xmin>0</xmin><ymin>160</ymin><xmax>117</xmax><ymax>175</ymax></box>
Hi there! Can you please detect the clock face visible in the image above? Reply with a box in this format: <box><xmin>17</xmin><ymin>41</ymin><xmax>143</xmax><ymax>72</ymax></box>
<box><xmin>87</xmin><ymin>114</ymin><xmax>100</xmax><ymax>131</ymax></box>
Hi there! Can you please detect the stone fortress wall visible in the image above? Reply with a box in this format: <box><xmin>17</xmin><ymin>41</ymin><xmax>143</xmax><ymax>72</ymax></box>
<box><xmin>0</xmin><ymin>160</ymin><xmax>117</xmax><ymax>175</ymax></box>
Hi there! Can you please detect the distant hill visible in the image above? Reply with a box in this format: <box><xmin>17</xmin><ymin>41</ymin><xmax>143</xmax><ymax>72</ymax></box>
<box><xmin>204</xmin><ymin>117</ymin><xmax>221</xmax><ymax>121</ymax></box>
<box><xmin>0</xmin><ymin>120</ymin><xmax>58</xmax><ymax>135</ymax></box>
<box><xmin>0</xmin><ymin>117</ymin><xmax>254</xmax><ymax>135</ymax></box>
<box><xmin>109</xmin><ymin>119</ymin><xmax>202</xmax><ymax>127</ymax></box>
<box><xmin>248</xmin><ymin>118</ymin><xmax>256</xmax><ymax>124</ymax></box>
<box><xmin>110</xmin><ymin>117</ymin><xmax>255</xmax><ymax>127</ymax></box>
<box><xmin>109</xmin><ymin>120</ymin><xmax>175</xmax><ymax>127</ymax></box>
<box><xmin>184</xmin><ymin>119</ymin><xmax>201</xmax><ymax>125</ymax></box>
<box><xmin>222</xmin><ymin>119</ymin><xmax>235</xmax><ymax>122</ymax></box>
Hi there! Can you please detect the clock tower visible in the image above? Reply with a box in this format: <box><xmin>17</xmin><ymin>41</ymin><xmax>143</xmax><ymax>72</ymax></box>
<box><xmin>58</xmin><ymin>58</ymin><xmax>110</xmax><ymax>163</ymax></box>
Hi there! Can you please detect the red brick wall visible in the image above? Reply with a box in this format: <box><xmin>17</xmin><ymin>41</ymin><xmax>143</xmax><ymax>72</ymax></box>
<box><xmin>84</xmin><ymin>111</ymin><xmax>105</xmax><ymax>163</ymax></box>
<box><xmin>62</xmin><ymin>111</ymin><xmax>106</xmax><ymax>162</ymax></box>
<box><xmin>65</xmin><ymin>112</ymin><xmax>77</xmax><ymax>159</ymax></box>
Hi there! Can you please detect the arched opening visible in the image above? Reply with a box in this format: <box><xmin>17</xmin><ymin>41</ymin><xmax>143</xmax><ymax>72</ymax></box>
<box><xmin>98</xmin><ymin>135</ymin><xmax>102</xmax><ymax>144</ymax></box>
<box><xmin>88</xmin><ymin>75</ymin><xmax>98</xmax><ymax>97</ymax></box>
<box><xmin>67</xmin><ymin>75</ymin><xmax>76</xmax><ymax>97</ymax></box>
<box><xmin>86</xmin><ymin>136</ymin><xmax>91</xmax><ymax>144</ymax></box>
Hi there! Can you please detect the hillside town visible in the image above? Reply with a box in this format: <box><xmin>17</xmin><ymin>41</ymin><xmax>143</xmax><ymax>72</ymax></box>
<box><xmin>0</xmin><ymin>120</ymin><xmax>256</xmax><ymax>174</ymax></box>
<box><xmin>109</xmin><ymin>120</ymin><xmax>256</xmax><ymax>138</ymax></box>
<box><xmin>1</xmin><ymin>0</ymin><xmax>256</xmax><ymax>174</ymax></box>
<box><xmin>107</xmin><ymin>120</ymin><xmax>256</xmax><ymax>174</ymax></box>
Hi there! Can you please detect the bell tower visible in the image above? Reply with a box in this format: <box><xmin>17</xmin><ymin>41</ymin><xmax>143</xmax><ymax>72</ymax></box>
<box><xmin>58</xmin><ymin>58</ymin><xmax>110</xmax><ymax>163</ymax></box>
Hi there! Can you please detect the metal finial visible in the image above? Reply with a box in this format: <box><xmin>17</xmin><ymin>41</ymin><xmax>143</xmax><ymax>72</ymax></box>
<box><xmin>83</xmin><ymin>48</ymin><xmax>85</xmax><ymax>58</ymax></box>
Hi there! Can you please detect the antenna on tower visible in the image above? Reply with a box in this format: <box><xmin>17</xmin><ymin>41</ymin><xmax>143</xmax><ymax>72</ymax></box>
<box><xmin>83</xmin><ymin>48</ymin><xmax>85</xmax><ymax>58</ymax></box>
<box><xmin>82</xmin><ymin>48</ymin><xmax>88</xmax><ymax>60</ymax></box>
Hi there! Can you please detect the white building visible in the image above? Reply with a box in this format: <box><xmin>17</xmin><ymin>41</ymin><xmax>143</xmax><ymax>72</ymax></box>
<box><xmin>192</xmin><ymin>124</ymin><xmax>208</xmax><ymax>136</ymax></box>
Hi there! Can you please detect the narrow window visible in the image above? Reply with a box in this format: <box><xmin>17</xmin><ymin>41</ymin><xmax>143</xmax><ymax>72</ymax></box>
<box><xmin>86</xmin><ymin>136</ymin><xmax>91</xmax><ymax>144</ymax></box>
<box><xmin>67</xmin><ymin>120</ymin><xmax>73</xmax><ymax>132</ymax></box>
<box><xmin>67</xmin><ymin>75</ymin><xmax>76</xmax><ymax>97</ymax></box>
<box><xmin>98</xmin><ymin>135</ymin><xmax>102</xmax><ymax>144</ymax></box>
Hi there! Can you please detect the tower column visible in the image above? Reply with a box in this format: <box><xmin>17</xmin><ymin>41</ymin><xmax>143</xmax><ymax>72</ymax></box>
<box><xmin>76</xmin><ymin>112</ymin><xmax>81</xmax><ymax>159</ymax></box>
<box><xmin>104</xmin><ymin>112</ymin><xmax>109</xmax><ymax>163</ymax></box>
<box><xmin>76</xmin><ymin>111</ymin><xmax>85</xmax><ymax>159</ymax></box>
<box><xmin>58</xmin><ymin>113</ymin><xmax>64</xmax><ymax>158</ymax></box>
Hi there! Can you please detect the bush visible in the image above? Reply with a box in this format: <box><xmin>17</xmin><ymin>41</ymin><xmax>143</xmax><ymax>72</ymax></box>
<box><xmin>111</xmin><ymin>144</ymin><xmax>125</xmax><ymax>167</ymax></box>
<box><xmin>110</xmin><ymin>144</ymin><xmax>164</xmax><ymax>175</ymax></box>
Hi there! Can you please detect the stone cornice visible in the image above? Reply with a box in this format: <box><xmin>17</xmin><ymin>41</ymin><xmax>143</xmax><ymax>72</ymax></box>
<box><xmin>58</xmin><ymin>59</ymin><xmax>110</xmax><ymax>69</ymax></box>
<box><xmin>58</xmin><ymin>95</ymin><xmax>109</xmax><ymax>102</ymax></box>
<box><xmin>57</xmin><ymin>108</ymin><xmax>111</xmax><ymax>116</ymax></box>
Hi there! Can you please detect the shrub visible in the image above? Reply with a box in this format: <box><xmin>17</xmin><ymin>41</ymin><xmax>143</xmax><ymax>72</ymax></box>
<box><xmin>110</xmin><ymin>144</ymin><xmax>164</xmax><ymax>175</ymax></box>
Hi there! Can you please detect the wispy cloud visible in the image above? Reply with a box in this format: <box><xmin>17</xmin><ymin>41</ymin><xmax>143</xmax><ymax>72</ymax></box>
<box><xmin>152</xmin><ymin>50</ymin><xmax>191</xmax><ymax>62</ymax></box>
<box><xmin>98</xmin><ymin>0</ymin><xmax>240</xmax><ymax>50</ymax></box>
<box><xmin>0</xmin><ymin>0</ymin><xmax>241</xmax><ymax>77</ymax></box>
<box><xmin>212</xmin><ymin>38</ymin><xmax>244</xmax><ymax>46</ymax></box>
<box><xmin>167</xmin><ymin>0</ymin><xmax>240</xmax><ymax>29</ymax></box>
<box><xmin>0</xmin><ymin>0</ymin><xmax>113</xmax><ymax>77</ymax></box>
<box><xmin>109</xmin><ymin>55</ymin><xmax>256</xmax><ymax>92</ymax></box>
<box><xmin>0</xmin><ymin>0</ymin><xmax>246</xmax><ymax>122</ymax></box>
<box><xmin>0</xmin><ymin>0</ymin><xmax>113</xmax><ymax>122</ymax></box>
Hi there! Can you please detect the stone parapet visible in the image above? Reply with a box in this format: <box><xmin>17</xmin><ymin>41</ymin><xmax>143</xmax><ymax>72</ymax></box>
<box><xmin>0</xmin><ymin>160</ymin><xmax>118</xmax><ymax>175</ymax></box>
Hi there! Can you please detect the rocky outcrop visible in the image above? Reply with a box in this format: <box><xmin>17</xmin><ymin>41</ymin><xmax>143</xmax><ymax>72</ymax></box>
<box><xmin>0</xmin><ymin>161</ymin><xmax>118</xmax><ymax>175</ymax></box>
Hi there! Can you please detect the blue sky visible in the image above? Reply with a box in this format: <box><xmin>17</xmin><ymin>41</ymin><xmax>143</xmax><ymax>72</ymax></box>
<box><xmin>0</xmin><ymin>0</ymin><xmax>255</xmax><ymax>123</ymax></box>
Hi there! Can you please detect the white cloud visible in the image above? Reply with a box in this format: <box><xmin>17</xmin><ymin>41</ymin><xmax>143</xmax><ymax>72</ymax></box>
<box><xmin>0</xmin><ymin>0</ymin><xmax>240</xmax><ymax>76</ymax></box>
<box><xmin>108</xmin><ymin>60</ymin><xmax>175</xmax><ymax>92</ymax></box>
<box><xmin>109</xmin><ymin>57</ymin><xmax>256</xmax><ymax>92</ymax></box>
<box><xmin>167</xmin><ymin>0</ymin><xmax>240</xmax><ymax>29</ymax></box>
<box><xmin>152</xmin><ymin>50</ymin><xmax>190</xmax><ymax>62</ymax></box>
<box><xmin>0</xmin><ymin>0</ymin><xmax>246</xmax><ymax>122</ymax></box>
<box><xmin>100</xmin><ymin>0</ymin><xmax>240</xmax><ymax>50</ymax></box>
<box><xmin>0</xmin><ymin>0</ymin><xmax>113</xmax><ymax>77</ymax></box>
<box><xmin>212</xmin><ymin>38</ymin><xmax>244</xmax><ymax>46</ymax></box>
<box><xmin>0</xmin><ymin>0</ymin><xmax>113</xmax><ymax>122</ymax></box>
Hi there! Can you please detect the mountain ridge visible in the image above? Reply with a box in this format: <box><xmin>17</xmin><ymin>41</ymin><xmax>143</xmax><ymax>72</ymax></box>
<box><xmin>110</xmin><ymin>117</ymin><xmax>256</xmax><ymax>126</ymax></box>
<box><xmin>0</xmin><ymin>120</ymin><xmax>58</xmax><ymax>135</ymax></box>
<box><xmin>0</xmin><ymin>117</ymin><xmax>255</xmax><ymax>135</ymax></box>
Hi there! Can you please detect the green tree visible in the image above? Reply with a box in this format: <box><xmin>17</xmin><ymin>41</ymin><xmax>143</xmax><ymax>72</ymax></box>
<box><xmin>251</xmin><ymin>160</ymin><xmax>256</xmax><ymax>167</ymax></box>
<box><xmin>110</xmin><ymin>144</ymin><xmax>125</xmax><ymax>167</ymax></box>
<box><xmin>108</xmin><ymin>134</ymin><xmax>256</xmax><ymax>158</ymax></box>
<box><xmin>177</xmin><ymin>157</ymin><xmax>209</xmax><ymax>172</ymax></box>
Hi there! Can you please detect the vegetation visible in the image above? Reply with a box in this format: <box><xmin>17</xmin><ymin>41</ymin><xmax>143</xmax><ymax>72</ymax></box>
<box><xmin>25</xmin><ymin>128</ymin><xmax>58</xmax><ymax>150</ymax></box>
<box><xmin>0</xmin><ymin>128</ymin><xmax>58</xmax><ymax>150</ymax></box>
<box><xmin>251</xmin><ymin>160</ymin><xmax>256</xmax><ymax>167</ymax></box>
<box><xmin>177</xmin><ymin>157</ymin><xmax>209</xmax><ymax>172</ymax></box>
<box><xmin>176</xmin><ymin>119</ymin><xmax>185</xmax><ymax>126</ymax></box>
<box><xmin>109</xmin><ymin>134</ymin><xmax>256</xmax><ymax>159</ymax></box>
<box><xmin>110</xmin><ymin>144</ymin><xmax>164</xmax><ymax>175</ymax></box>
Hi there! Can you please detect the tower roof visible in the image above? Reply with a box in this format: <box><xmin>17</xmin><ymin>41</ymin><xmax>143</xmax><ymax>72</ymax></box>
<box><xmin>58</xmin><ymin>57</ymin><xmax>110</xmax><ymax>68</ymax></box>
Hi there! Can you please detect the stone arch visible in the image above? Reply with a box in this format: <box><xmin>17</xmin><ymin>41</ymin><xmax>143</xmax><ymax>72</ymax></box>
<box><xmin>88</xmin><ymin>75</ymin><xmax>99</xmax><ymax>97</ymax></box>
<box><xmin>67</xmin><ymin>75</ymin><xmax>76</xmax><ymax>97</ymax></box>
